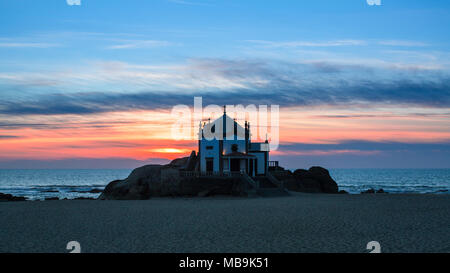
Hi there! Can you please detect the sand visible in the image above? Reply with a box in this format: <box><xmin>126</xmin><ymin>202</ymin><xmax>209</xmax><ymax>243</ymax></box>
<box><xmin>0</xmin><ymin>193</ymin><xmax>449</xmax><ymax>253</ymax></box>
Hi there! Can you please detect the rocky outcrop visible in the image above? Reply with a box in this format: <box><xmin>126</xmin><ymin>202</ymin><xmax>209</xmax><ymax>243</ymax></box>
<box><xmin>99</xmin><ymin>162</ymin><xmax>249</xmax><ymax>200</ymax></box>
<box><xmin>272</xmin><ymin>166</ymin><xmax>339</xmax><ymax>194</ymax></box>
<box><xmin>0</xmin><ymin>193</ymin><xmax>27</xmax><ymax>202</ymax></box>
<box><xmin>99</xmin><ymin>152</ymin><xmax>340</xmax><ymax>199</ymax></box>
<box><xmin>361</xmin><ymin>188</ymin><xmax>375</xmax><ymax>194</ymax></box>
<box><xmin>361</xmin><ymin>188</ymin><xmax>388</xmax><ymax>194</ymax></box>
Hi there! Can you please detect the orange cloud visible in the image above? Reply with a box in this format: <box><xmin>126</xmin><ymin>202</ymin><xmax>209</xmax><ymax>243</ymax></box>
<box><xmin>0</xmin><ymin>106</ymin><xmax>448</xmax><ymax>161</ymax></box>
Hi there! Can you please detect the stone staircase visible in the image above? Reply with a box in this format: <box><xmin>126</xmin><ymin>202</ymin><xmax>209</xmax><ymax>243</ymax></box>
<box><xmin>254</xmin><ymin>176</ymin><xmax>276</xmax><ymax>188</ymax></box>
<box><xmin>250</xmin><ymin>176</ymin><xmax>290</xmax><ymax>197</ymax></box>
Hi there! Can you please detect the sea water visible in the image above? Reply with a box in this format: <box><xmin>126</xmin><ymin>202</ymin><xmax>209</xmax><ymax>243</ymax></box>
<box><xmin>0</xmin><ymin>168</ymin><xmax>448</xmax><ymax>200</ymax></box>
<box><xmin>0</xmin><ymin>169</ymin><xmax>131</xmax><ymax>200</ymax></box>
<box><xmin>330</xmin><ymin>169</ymin><xmax>450</xmax><ymax>194</ymax></box>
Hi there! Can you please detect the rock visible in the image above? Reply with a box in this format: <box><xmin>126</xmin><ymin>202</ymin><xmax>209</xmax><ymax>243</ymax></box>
<box><xmin>183</xmin><ymin>151</ymin><xmax>197</xmax><ymax>171</ymax></box>
<box><xmin>307</xmin><ymin>167</ymin><xmax>339</xmax><ymax>193</ymax></box>
<box><xmin>198</xmin><ymin>189</ymin><xmax>212</xmax><ymax>197</ymax></box>
<box><xmin>99</xmin><ymin>165</ymin><xmax>162</xmax><ymax>200</ymax></box>
<box><xmin>0</xmin><ymin>192</ymin><xmax>27</xmax><ymax>202</ymax></box>
<box><xmin>45</xmin><ymin>197</ymin><xmax>59</xmax><ymax>201</ymax></box>
<box><xmin>168</xmin><ymin>157</ymin><xmax>189</xmax><ymax>168</ymax></box>
<box><xmin>274</xmin><ymin>166</ymin><xmax>338</xmax><ymax>194</ymax></box>
<box><xmin>338</xmin><ymin>190</ymin><xmax>349</xmax><ymax>194</ymax></box>
<box><xmin>361</xmin><ymin>188</ymin><xmax>376</xmax><ymax>194</ymax></box>
<box><xmin>361</xmin><ymin>188</ymin><xmax>388</xmax><ymax>194</ymax></box>
<box><xmin>99</xmin><ymin>163</ymin><xmax>249</xmax><ymax>200</ymax></box>
<box><xmin>14</xmin><ymin>196</ymin><xmax>27</xmax><ymax>201</ymax></box>
<box><xmin>99</xmin><ymin>156</ymin><xmax>340</xmax><ymax>199</ymax></box>
<box><xmin>74</xmin><ymin>197</ymin><xmax>95</xmax><ymax>200</ymax></box>
<box><xmin>181</xmin><ymin>177</ymin><xmax>247</xmax><ymax>197</ymax></box>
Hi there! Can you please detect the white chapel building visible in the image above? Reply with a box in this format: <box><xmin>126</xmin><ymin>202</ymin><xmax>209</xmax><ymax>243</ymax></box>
<box><xmin>197</xmin><ymin>107</ymin><xmax>270</xmax><ymax>177</ymax></box>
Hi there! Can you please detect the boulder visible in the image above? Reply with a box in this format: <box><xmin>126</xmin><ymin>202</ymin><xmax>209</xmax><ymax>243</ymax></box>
<box><xmin>361</xmin><ymin>188</ymin><xmax>387</xmax><ymax>194</ymax></box>
<box><xmin>338</xmin><ymin>190</ymin><xmax>349</xmax><ymax>194</ymax></box>
<box><xmin>274</xmin><ymin>167</ymin><xmax>338</xmax><ymax>193</ymax></box>
<box><xmin>361</xmin><ymin>188</ymin><xmax>376</xmax><ymax>194</ymax></box>
<box><xmin>168</xmin><ymin>157</ymin><xmax>189</xmax><ymax>168</ymax></box>
<box><xmin>0</xmin><ymin>192</ymin><xmax>27</xmax><ymax>202</ymax></box>
<box><xmin>45</xmin><ymin>197</ymin><xmax>59</xmax><ymax>201</ymax></box>
<box><xmin>308</xmin><ymin>167</ymin><xmax>339</xmax><ymax>193</ymax></box>
<box><xmin>99</xmin><ymin>165</ymin><xmax>161</xmax><ymax>200</ymax></box>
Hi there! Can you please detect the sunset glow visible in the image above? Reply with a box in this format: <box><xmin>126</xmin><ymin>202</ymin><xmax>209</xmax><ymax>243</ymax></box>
<box><xmin>0</xmin><ymin>0</ymin><xmax>449</xmax><ymax>168</ymax></box>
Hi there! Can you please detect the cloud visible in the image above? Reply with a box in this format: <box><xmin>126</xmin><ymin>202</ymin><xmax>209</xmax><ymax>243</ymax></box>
<box><xmin>0</xmin><ymin>120</ymin><xmax>135</xmax><ymax>130</ymax></box>
<box><xmin>278</xmin><ymin>141</ymin><xmax>450</xmax><ymax>152</ymax></box>
<box><xmin>0</xmin><ymin>42</ymin><xmax>60</xmax><ymax>48</ymax></box>
<box><xmin>247</xmin><ymin>39</ymin><xmax>430</xmax><ymax>48</ymax></box>
<box><xmin>271</xmin><ymin>141</ymin><xmax>450</xmax><ymax>168</ymax></box>
<box><xmin>0</xmin><ymin>135</ymin><xmax>21</xmax><ymax>139</ymax></box>
<box><xmin>378</xmin><ymin>40</ymin><xmax>429</xmax><ymax>47</ymax></box>
<box><xmin>107</xmin><ymin>40</ymin><xmax>172</xmax><ymax>49</ymax></box>
<box><xmin>0</xmin><ymin>157</ymin><xmax>169</xmax><ymax>169</ymax></box>
<box><xmin>309</xmin><ymin>112</ymin><xmax>450</xmax><ymax>119</ymax></box>
<box><xmin>166</xmin><ymin>0</ymin><xmax>213</xmax><ymax>6</ymax></box>
<box><xmin>246</xmin><ymin>39</ymin><xmax>367</xmax><ymax>48</ymax></box>
<box><xmin>0</xmin><ymin>58</ymin><xmax>449</xmax><ymax>115</ymax></box>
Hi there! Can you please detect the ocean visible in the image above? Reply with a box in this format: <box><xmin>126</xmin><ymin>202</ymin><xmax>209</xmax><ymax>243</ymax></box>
<box><xmin>0</xmin><ymin>169</ymin><xmax>449</xmax><ymax>200</ymax></box>
<box><xmin>0</xmin><ymin>169</ymin><xmax>131</xmax><ymax>200</ymax></box>
<box><xmin>330</xmin><ymin>169</ymin><xmax>450</xmax><ymax>194</ymax></box>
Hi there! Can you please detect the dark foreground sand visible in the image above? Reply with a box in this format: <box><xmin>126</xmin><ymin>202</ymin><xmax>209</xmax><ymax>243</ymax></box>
<box><xmin>1</xmin><ymin>193</ymin><xmax>449</xmax><ymax>253</ymax></box>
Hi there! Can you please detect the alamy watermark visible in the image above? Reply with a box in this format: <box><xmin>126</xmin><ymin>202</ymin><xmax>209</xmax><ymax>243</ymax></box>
<box><xmin>171</xmin><ymin>97</ymin><xmax>280</xmax><ymax>151</ymax></box>
<box><xmin>67</xmin><ymin>0</ymin><xmax>81</xmax><ymax>6</ymax></box>
<box><xmin>66</xmin><ymin>1</ymin><xmax>380</xmax><ymax>7</ymax></box>
<box><xmin>367</xmin><ymin>0</ymin><xmax>381</xmax><ymax>6</ymax></box>
<box><xmin>66</xmin><ymin>241</ymin><xmax>81</xmax><ymax>253</ymax></box>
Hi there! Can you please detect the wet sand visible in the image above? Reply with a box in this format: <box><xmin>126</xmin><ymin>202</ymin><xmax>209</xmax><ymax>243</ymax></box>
<box><xmin>1</xmin><ymin>193</ymin><xmax>449</xmax><ymax>253</ymax></box>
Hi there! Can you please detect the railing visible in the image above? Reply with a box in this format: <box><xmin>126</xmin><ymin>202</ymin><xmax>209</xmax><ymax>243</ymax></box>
<box><xmin>179</xmin><ymin>170</ymin><xmax>259</xmax><ymax>190</ymax></box>
<box><xmin>179</xmin><ymin>170</ymin><xmax>245</xmax><ymax>177</ymax></box>
<box><xmin>270</xmin><ymin>170</ymin><xmax>292</xmax><ymax>177</ymax></box>
<box><xmin>268</xmin><ymin>161</ymin><xmax>279</xmax><ymax>168</ymax></box>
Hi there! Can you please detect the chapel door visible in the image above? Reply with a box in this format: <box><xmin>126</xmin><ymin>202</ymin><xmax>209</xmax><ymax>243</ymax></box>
<box><xmin>206</xmin><ymin>158</ymin><xmax>214</xmax><ymax>172</ymax></box>
<box><xmin>230</xmin><ymin>159</ymin><xmax>240</xmax><ymax>172</ymax></box>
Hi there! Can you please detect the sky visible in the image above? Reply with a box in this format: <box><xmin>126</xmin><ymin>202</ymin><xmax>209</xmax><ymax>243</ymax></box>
<box><xmin>0</xmin><ymin>0</ymin><xmax>449</xmax><ymax>169</ymax></box>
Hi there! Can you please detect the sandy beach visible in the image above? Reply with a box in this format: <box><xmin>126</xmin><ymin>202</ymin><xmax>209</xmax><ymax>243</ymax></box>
<box><xmin>1</xmin><ymin>193</ymin><xmax>449</xmax><ymax>253</ymax></box>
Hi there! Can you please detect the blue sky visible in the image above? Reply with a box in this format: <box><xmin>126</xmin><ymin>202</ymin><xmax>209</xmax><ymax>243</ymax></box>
<box><xmin>1</xmin><ymin>0</ymin><xmax>449</xmax><ymax>100</ymax></box>
<box><xmin>0</xmin><ymin>0</ymin><xmax>449</xmax><ymax>168</ymax></box>
<box><xmin>1</xmin><ymin>0</ymin><xmax>449</xmax><ymax>65</ymax></box>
